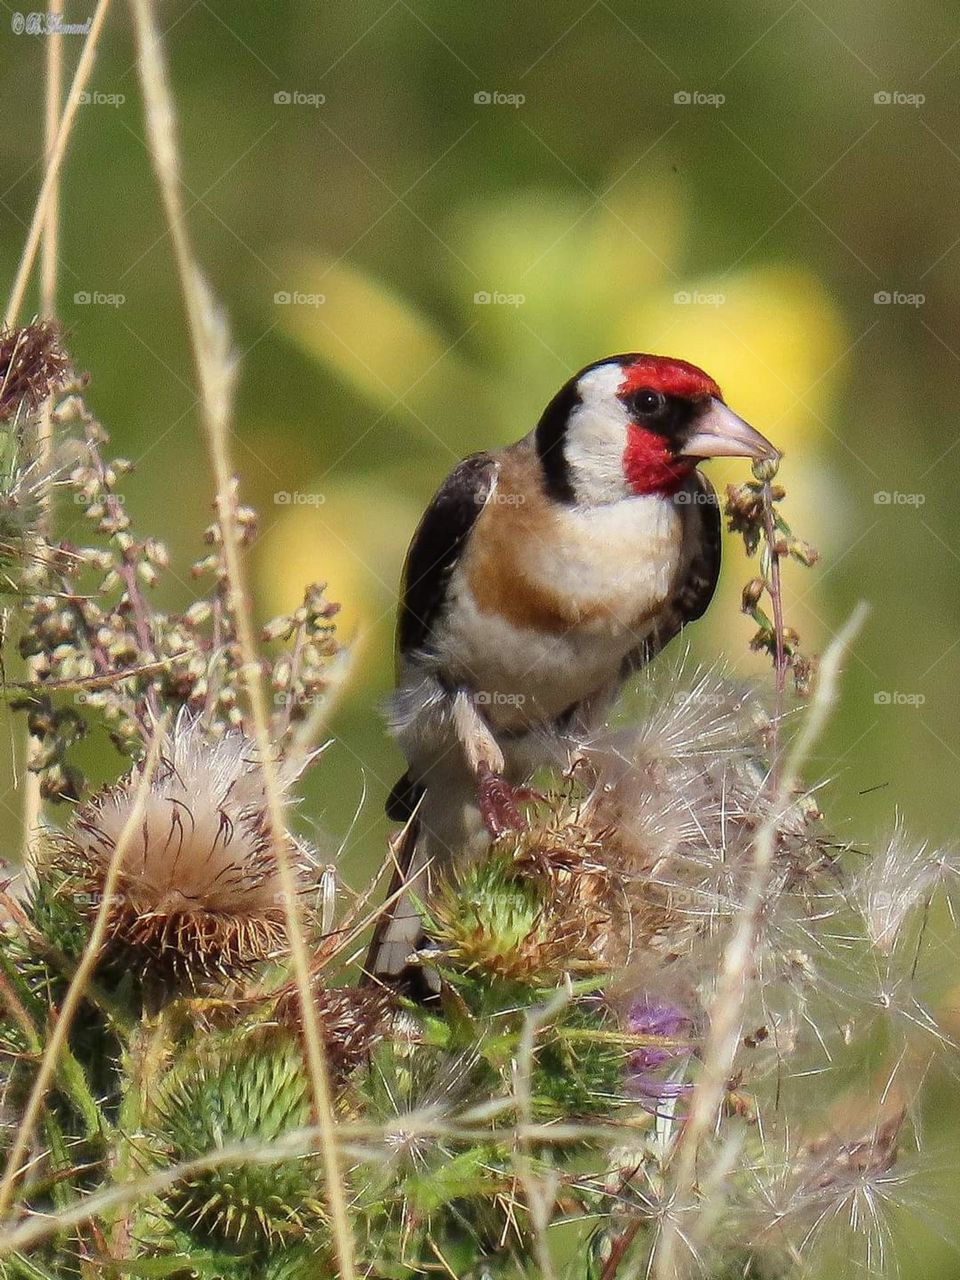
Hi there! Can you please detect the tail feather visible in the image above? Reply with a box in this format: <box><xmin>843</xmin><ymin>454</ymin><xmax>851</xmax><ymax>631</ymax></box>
<box><xmin>367</xmin><ymin>773</ymin><xmax>492</xmax><ymax>990</ymax></box>
<box><xmin>385</xmin><ymin>770</ymin><xmax>425</xmax><ymax>822</ymax></box>
<box><xmin>367</xmin><ymin>911</ymin><xmax>426</xmax><ymax>984</ymax></box>
<box><xmin>363</xmin><ymin>813</ymin><xmax>425</xmax><ymax>982</ymax></box>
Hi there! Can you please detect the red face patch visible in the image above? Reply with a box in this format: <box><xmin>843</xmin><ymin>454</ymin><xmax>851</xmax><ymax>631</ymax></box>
<box><xmin>623</xmin><ymin>425</ymin><xmax>693</xmax><ymax>496</ymax></box>
<box><xmin>616</xmin><ymin>354</ymin><xmax>719</xmax><ymax>496</ymax></box>
<box><xmin>618</xmin><ymin>354</ymin><xmax>722</xmax><ymax>402</ymax></box>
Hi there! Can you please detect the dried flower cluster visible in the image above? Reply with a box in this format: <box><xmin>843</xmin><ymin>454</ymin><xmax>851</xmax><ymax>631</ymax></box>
<box><xmin>8</xmin><ymin>377</ymin><xmax>339</xmax><ymax>803</ymax></box>
<box><xmin>580</xmin><ymin>669</ymin><xmax>830</xmax><ymax>966</ymax></box>
<box><xmin>726</xmin><ymin>456</ymin><xmax>819</xmax><ymax>696</ymax></box>
<box><xmin>0</xmin><ymin>322</ymin><xmax>70</xmax><ymax>424</ymax></box>
<box><xmin>273</xmin><ymin>975</ymin><xmax>392</xmax><ymax>1080</ymax></box>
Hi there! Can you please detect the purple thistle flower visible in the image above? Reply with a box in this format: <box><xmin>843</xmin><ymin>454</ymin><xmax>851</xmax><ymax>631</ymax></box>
<box><xmin>625</xmin><ymin>997</ymin><xmax>695</xmax><ymax>1106</ymax></box>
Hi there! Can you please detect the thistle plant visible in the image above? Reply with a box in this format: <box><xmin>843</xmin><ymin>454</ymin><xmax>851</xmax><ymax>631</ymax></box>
<box><xmin>47</xmin><ymin>713</ymin><xmax>321</xmax><ymax>986</ymax></box>
<box><xmin>0</xmin><ymin>327</ymin><xmax>953</xmax><ymax>1278</ymax></box>
<box><xmin>0</xmin><ymin>10</ymin><xmax>955</xmax><ymax>1280</ymax></box>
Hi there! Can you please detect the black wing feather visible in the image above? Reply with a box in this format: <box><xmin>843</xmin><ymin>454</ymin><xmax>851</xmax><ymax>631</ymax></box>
<box><xmin>396</xmin><ymin>452</ymin><xmax>498</xmax><ymax>657</ymax></box>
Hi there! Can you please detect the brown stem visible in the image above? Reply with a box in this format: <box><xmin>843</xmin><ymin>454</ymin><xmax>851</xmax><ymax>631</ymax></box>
<box><xmin>600</xmin><ymin>1218</ymin><xmax>643</xmax><ymax>1279</ymax></box>
<box><xmin>280</xmin><ymin>619</ymin><xmax>306</xmax><ymax>740</ymax></box>
<box><xmin>761</xmin><ymin>484</ymin><xmax>786</xmax><ymax>782</ymax></box>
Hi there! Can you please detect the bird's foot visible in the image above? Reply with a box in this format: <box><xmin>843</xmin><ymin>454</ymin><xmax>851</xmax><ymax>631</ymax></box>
<box><xmin>476</xmin><ymin>761</ymin><xmax>532</xmax><ymax>837</ymax></box>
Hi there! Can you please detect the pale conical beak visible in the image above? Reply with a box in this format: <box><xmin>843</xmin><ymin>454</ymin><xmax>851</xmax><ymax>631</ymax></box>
<box><xmin>680</xmin><ymin>398</ymin><xmax>780</xmax><ymax>462</ymax></box>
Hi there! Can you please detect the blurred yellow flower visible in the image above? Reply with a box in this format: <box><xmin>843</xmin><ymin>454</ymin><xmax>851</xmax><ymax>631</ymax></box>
<box><xmin>255</xmin><ymin>478</ymin><xmax>419</xmax><ymax>683</ymax></box>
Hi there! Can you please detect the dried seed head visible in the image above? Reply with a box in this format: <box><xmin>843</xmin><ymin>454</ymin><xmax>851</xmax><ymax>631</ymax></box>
<box><xmin>748</xmin><ymin>1108</ymin><xmax>909</xmax><ymax>1271</ymax></box>
<box><xmin>515</xmin><ymin>665</ymin><xmax>834</xmax><ymax>974</ymax></box>
<box><xmin>741</xmin><ymin>577</ymin><xmax>765</xmax><ymax>610</ymax></box>
<box><xmin>0</xmin><ymin>322</ymin><xmax>70</xmax><ymax>423</ymax></box>
<box><xmin>801</xmin><ymin>1110</ymin><xmax>902</xmax><ymax>1195</ymax></box>
<box><xmin>273</xmin><ymin>978</ymin><xmax>392</xmax><ymax>1080</ymax></box>
<box><xmin>576</xmin><ymin>670</ymin><xmax>764</xmax><ymax>961</ymax></box>
<box><xmin>51</xmin><ymin>711</ymin><xmax>316</xmax><ymax>984</ymax></box>
<box><xmin>856</xmin><ymin>822</ymin><xmax>957</xmax><ymax>955</ymax></box>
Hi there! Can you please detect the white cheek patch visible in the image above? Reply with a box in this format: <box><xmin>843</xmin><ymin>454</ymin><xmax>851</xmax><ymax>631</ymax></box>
<box><xmin>564</xmin><ymin>363</ymin><xmax>631</xmax><ymax>504</ymax></box>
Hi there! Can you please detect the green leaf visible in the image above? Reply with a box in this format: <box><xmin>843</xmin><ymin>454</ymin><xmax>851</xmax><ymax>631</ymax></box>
<box><xmin>405</xmin><ymin>1148</ymin><xmax>499</xmax><ymax>1214</ymax></box>
<box><xmin>6</xmin><ymin>1253</ymin><xmax>71</xmax><ymax>1280</ymax></box>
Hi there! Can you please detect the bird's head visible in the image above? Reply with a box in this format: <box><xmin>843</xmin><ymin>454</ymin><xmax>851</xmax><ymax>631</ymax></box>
<box><xmin>535</xmin><ymin>353</ymin><xmax>779</xmax><ymax>505</ymax></box>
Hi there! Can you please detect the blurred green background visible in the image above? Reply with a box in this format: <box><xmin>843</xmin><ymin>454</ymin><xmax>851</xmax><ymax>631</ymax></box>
<box><xmin>3</xmin><ymin>2</ymin><xmax>960</xmax><ymax>1271</ymax></box>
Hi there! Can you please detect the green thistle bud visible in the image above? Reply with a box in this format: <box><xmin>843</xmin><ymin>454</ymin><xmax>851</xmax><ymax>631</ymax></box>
<box><xmin>425</xmin><ymin>852</ymin><xmax>596</xmax><ymax>986</ymax></box>
<box><xmin>150</xmin><ymin>1031</ymin><xmax>323</xmax><ymax>1250</ymax></box>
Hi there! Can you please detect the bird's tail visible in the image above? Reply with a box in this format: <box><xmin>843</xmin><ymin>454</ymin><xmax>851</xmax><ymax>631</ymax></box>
<box><xmin>365</xmin><ymin>772</ymin><xmax>491</xmax><ymax>989</ymax></box>
<box><xmin>363</xmin><ymin>813</ymin><xmax>429</xmax><ymax>986</ymax></box>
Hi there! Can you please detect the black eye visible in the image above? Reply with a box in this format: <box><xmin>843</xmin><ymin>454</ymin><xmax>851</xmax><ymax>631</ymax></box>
<box><xmin>633</xmin><ymin>388</ymin><xmax>665</xmax><ymax>417</ymax></box>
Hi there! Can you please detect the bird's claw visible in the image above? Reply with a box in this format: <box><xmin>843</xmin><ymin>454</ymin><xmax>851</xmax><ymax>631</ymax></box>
<box><xmin>476</xmin><ymin>762</ymin><xmax>530</xmax><ymax>838</ymax></box>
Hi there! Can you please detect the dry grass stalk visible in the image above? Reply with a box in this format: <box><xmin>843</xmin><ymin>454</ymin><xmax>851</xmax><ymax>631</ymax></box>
<box><xmin>21</xmin><ymin>0</ymin><xmax>65</xmax><ymax>861</ymax></box>
<box><xmin>3</xmin><ymin>0</ymin><xmax>113</xmax><ymax>330</ymax></box>
<box><xmin>126</xmin><ymin>1</ymin><xmax>356</xmax><ymax>1271</ymax></box>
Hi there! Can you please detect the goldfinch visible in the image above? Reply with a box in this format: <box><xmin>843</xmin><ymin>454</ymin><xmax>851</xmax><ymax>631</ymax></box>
<box><xmin>368</xmin><ymin>352</ymin><xmax>778</xmax><ymax>984</ymax></box>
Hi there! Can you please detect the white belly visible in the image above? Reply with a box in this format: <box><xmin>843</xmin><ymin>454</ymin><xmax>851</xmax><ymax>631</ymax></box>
<box><xmin>524</xmin><ymin>497</ymin><xmax>683</xmax><ymax>626</ymax></box>
<box><xmin>437</xmin><ymin>496</ymin><xmax>685</xmax><ymax>727</ymax></box>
